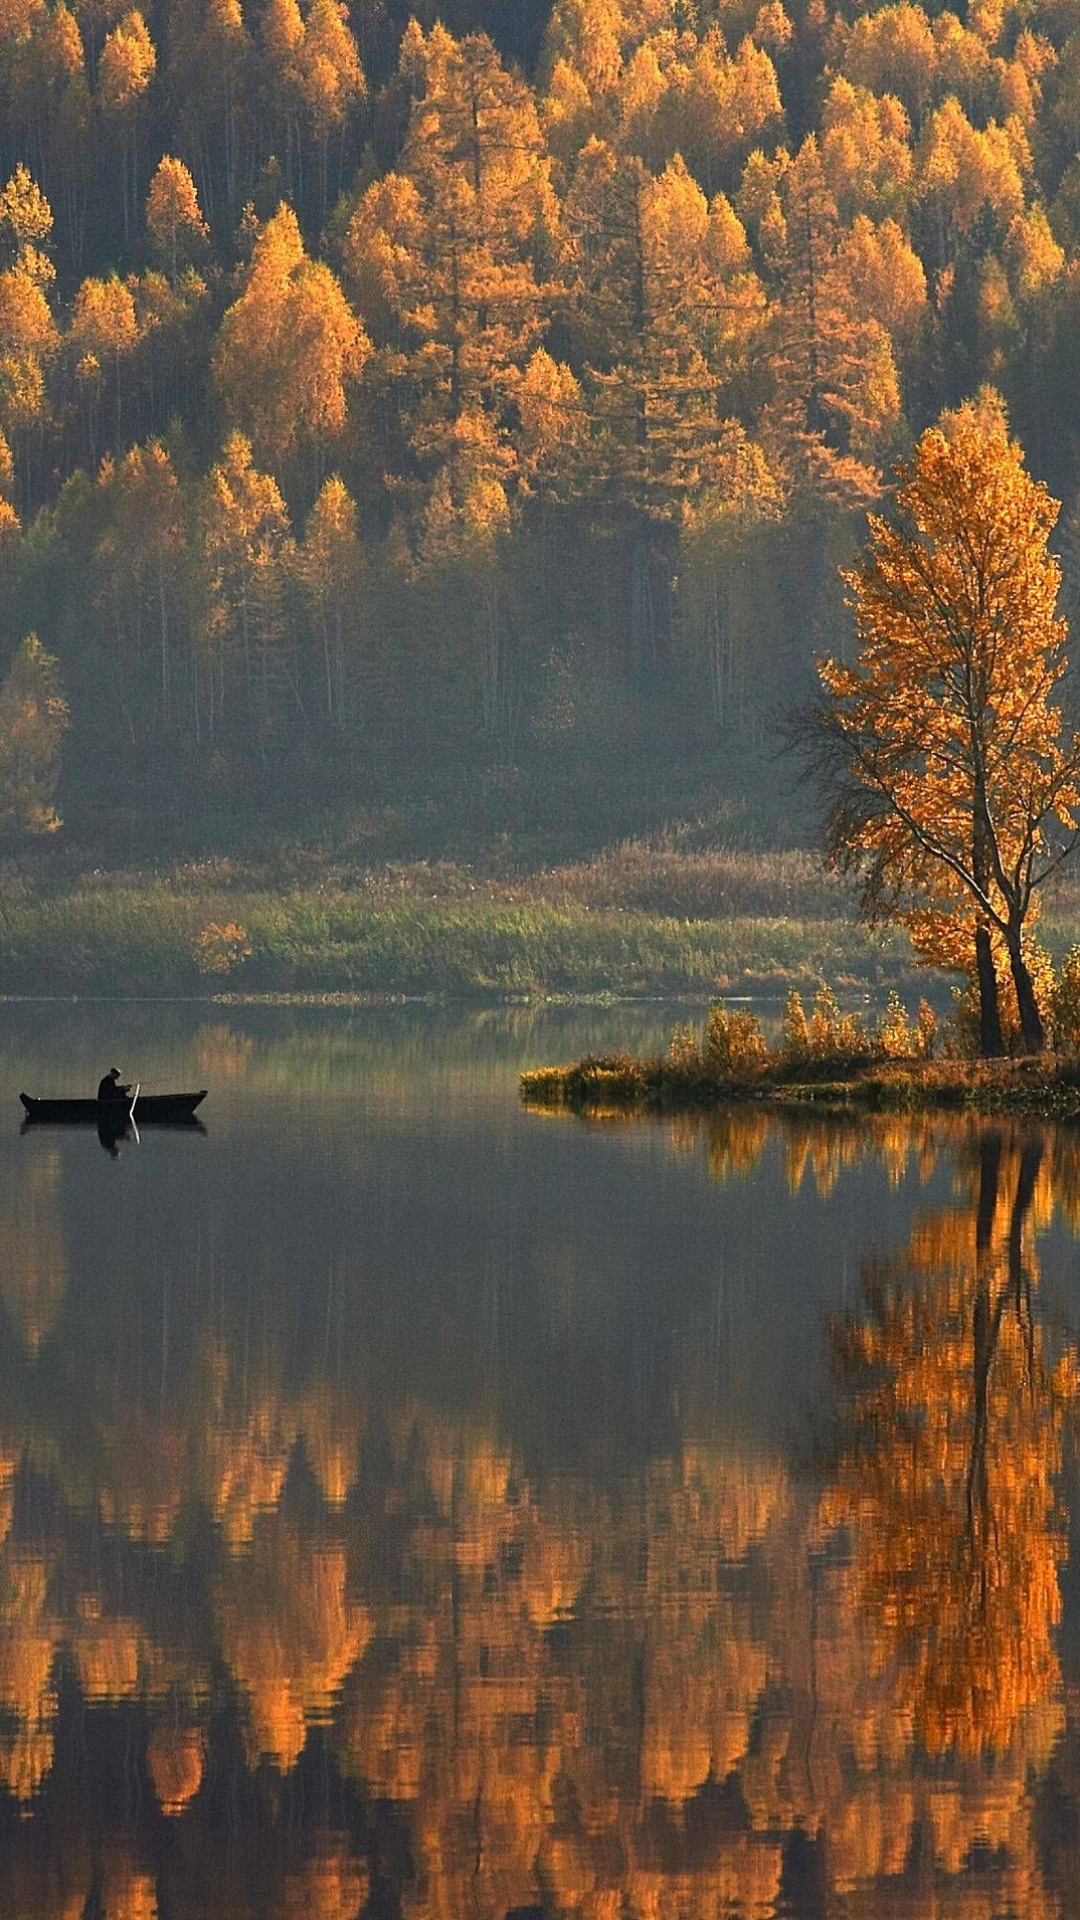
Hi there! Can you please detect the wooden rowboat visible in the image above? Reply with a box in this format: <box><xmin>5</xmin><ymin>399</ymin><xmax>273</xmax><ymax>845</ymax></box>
<box><xmin>20</xmin><ymin>1091</ymin><xmax>207</xmax><ymax>1124</ymax></box>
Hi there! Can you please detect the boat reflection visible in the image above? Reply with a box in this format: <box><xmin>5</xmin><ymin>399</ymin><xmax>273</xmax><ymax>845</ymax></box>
<box><xmin>19</xmin><ymin>1116</ymin><xmax>208</xmax><ymax>1151</ymax></box>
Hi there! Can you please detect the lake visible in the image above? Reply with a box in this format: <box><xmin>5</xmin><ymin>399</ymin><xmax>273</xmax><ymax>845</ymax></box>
<box><xmin>1</xmin><ymin>999</ymin><xmax>1079</xmax><ymax>1917</ymax></box>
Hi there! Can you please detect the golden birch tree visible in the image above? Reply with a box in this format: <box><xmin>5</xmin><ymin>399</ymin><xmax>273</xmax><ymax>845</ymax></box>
<box><xmin>815</xmin><ymin>412</ymin><xmax>1080</xmax><ymax>1053</ymax></box>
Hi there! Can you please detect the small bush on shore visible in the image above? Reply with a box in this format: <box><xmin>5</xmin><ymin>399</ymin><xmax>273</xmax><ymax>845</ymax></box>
<box><xmin>703</xmin><ymin>1004</ymin><xmax>771</xmax><ymax>1078</ymax></box>
<box><xmin>780</xmin><ymin>985</ymin><xmax>871</xmax><ymax>1070</ymax></box>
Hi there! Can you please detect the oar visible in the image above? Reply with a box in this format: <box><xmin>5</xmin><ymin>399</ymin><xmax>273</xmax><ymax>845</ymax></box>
<box><xmin>130</xmin><ymin>1082</ymin><xmax>140</xmax><ymax>1120</ymax></box>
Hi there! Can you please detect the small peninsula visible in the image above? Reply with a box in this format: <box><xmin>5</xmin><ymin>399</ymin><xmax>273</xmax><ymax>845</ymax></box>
<box><xmin>520</xmin><ymin>991</ymin><xmax>1080</xmax><ymax>1120</ymax></box>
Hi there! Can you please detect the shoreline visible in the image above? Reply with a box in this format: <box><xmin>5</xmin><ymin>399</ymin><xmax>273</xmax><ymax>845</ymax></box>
<box><xmin>520</xmin><ymin>1054</ymin><xmax>1080</xmax><ymax>1120</ymax></box>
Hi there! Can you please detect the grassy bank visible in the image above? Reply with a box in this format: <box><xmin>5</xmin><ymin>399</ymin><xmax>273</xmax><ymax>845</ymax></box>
<box><xmin>3</xmin><ymin>835</ymin><xmax>1079</xmax><ymax>999</ymax></box>
<box><xmin>0</xmin><ymin>849</ymin><xmax>910</xmax><ymax>997</ymax></box>
<box><xmin>0</xmin><ymin>888</ymin><xmax>906</xmax><ymax>997</ymax></box>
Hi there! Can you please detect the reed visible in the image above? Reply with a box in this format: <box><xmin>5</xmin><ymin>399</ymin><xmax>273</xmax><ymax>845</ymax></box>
<box><xmin>14</xmin><ymin>829</ymin><xmax>1080</xmax><ymax>999</ymax></box>
<box><xmin>0</xmin><ymin>869</ymin><xmax>914</xmax><ymax>998</ymax></box>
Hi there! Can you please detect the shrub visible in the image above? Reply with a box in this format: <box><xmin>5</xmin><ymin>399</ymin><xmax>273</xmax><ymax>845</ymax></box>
<box><xmin>784</xmin><ymin>983</ymin><xmax>869</xmax><ymax>1065</ymax></box>
<box><xmin>668</xmin><ymin>1023</ymin><xmax>701</xmax><ymax>1069</ymax></box>
<box><xmin>194</xmin><ymin>920</ymin><xmax>252</xmax><ymax>975</ymax></box>
<box><xmin>781</xmin><ymin>989</ymin><xmax>811</xmax><ymax>1061</ymax></box>
<box><xmin>877</xmin><ymin>991</ymin><xmax>914</xmax><ymax>1059</ymax></box>
<box><xmin>915</xmin><ymin>999</ymin><xmax>938</xmax><ymax>1058</ymax></box>
<box><xmin>703</xmin><ymin>1002</ymin><xmax>770</xmax><ymax>1078</ymax></box>
<box><xmin>564</xmin><ymin>1053</ymin><xmax>649</xmax><ymax>1105</ymax></box>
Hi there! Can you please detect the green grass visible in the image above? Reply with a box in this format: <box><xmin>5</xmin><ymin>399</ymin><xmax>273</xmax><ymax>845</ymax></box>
<box><xmin>0</xmin><ymin>879</ymin><xmax>913</xmax><ymax>997</ymax></box>
<box><xmin>4</xmin><ymin>830</ymin><xmax>1078</xmax><ymax>999</ymax></box>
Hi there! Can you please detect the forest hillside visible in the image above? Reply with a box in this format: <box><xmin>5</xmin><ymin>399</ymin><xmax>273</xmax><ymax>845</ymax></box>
<box><xmin>0</xmin><ymin>0</ymin><xmax>1079</xmax><ymax>861</ymax></box>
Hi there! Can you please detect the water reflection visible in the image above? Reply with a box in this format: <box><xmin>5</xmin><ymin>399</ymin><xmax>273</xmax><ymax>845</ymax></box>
<box><xmin>823</xmin><ymin>1132</ymin><xmax>1075</xmax><ymax>1763</ymax></box>
<box><xmin>1</xmin><ymin>1012</ymin><xmax>1080</xmax><ymax>1915</ymax></box>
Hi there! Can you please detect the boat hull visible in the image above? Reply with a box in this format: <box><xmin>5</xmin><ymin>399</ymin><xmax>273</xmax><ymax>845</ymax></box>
<box><xmin>19</xmin><ymin>1091</ymin><xmax>207</xmax><ymax>1124</ymax></box>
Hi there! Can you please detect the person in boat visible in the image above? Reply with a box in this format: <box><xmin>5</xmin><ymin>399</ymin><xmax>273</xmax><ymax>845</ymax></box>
<box><xmin>97</xmin><ymin>1067</ymin><xmax>131</xmax><ymax>1103</ymax></box>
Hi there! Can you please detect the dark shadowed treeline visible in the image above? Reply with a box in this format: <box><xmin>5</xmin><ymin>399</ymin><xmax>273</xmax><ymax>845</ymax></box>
<box><xmin>2</xmin><ymin>0</ymin><xmax>1080</xmax><ymax>826</ymax></box>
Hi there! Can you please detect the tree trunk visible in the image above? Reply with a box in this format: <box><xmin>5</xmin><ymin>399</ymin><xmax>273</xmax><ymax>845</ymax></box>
<box><xmin>1006</xmin><ymin>928</ymin><xmax>1046</xmax><ymax>1052</ymax></box>
<box><xmin>972</xmin><ymin>810</ymin><xmax>1004</xmax><ymax>1058</ymax></box>
<box><xmin>974</xmin><ymin>922</ymin><xmax>1005</xmax><ymax>1058</ymax></box>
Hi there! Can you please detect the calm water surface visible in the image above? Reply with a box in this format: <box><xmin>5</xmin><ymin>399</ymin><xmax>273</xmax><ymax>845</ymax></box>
<box><xmin>1</xmin><ymin>1001</ymin><xmax>1080</xmax><ymax>1917</ymax></box>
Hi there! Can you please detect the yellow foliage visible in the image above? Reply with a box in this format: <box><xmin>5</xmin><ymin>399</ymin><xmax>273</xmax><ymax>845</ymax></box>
<box><xmin>193</xmin><ymin>920</ymin><xmax>252</xmax><ymax>974</ymax></box>
<box><xmin>0</xmin><ymin>163</ymin><xmax>52</xmax><ymax>269</ymax></box>
<box><xmin>214</xmin><ymin>204</ymin><xmax>369</xmax><ymax>466</ymax></box>
<box><xmin>822</xmin><ymin>1138</ymin><xmax>1077</xmax><ymax>1759</ymax></box>
<box><xmin>877</xmin><ymin>990</ymin><xmax>913</xmax><ymax>1057</ymax></box>
<box><xmin>147</xmin><ymin>1721</ymin><xmax>206</xmax><ymax>1815</ymax></box>
<box><xmin>781</xmin><ymin>983</ymin><xmax>868</xmax><ymax>1063</ymax></box>
<box><xmin>97</xmin><ymin>8</ymin><xmax>155</xmax><ymax>114</ymax></box>
<box><xmin>821</xmin><ymin>413</ymin><xmax>1077</xmax><ymax>1052</ymax></box>
<box><xmin>145</xmin><ymin>156</ymin><xmax>208</xmax><ymax>278</ymax></box>
<box><xmin>0</xmin><ymin>632</ymin><xmax>67</xmax><ymax>835</ymax></box>
<box><xmin>703</xmin><ymin>1001</ymin><xmax>770</xmax><ymax>1076</ymax></box>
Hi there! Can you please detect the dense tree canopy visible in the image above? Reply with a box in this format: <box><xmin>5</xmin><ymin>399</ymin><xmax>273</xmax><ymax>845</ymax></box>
<box><xmin>0</xmin><ymin>0</ymin><xmax>1078</xmax><ymax>818</ymax></box>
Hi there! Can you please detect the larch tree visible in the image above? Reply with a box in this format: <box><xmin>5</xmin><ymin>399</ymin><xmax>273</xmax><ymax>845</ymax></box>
<box><xmin>68</xmin><ymin>269</ymin><xmax>137</xmax><ymax>463</ymax></box>
<box><xmin>648</xmin><ymin>31</ymin><xmax>784</xmax><ymax>195</ymax></box>
<box><xmin>814</xmin><ymin>410</ymin><xmax>1080</xmax><ymax>1055</ymax></box>
<box><xmin>0</xmin><ymin>162</ymin><xmax>53</xmax><ymax>273</ymax></box>
<box><xmin>839</xmin><ymin>3</ymin><xmax>938</xmax><ymax>127</ymax></box>
<box><xmin>677</xmin><ymin>426</ymin><xmax>784</xmax><ymax>735</ymax></box>
<box><xmin>0</xmin><ymin>245</ymin><xmax>56</xmax><ymax>501</ymax></box>
<box><xmin>145</xmin><ymin>156</ymin><xmax>208</xmax><ymax>285</ymax></box>
<box><xmin>0</xmin><ymin>630</ymin><xmax>69</xmax><ymax>834</ymax></box>
<box><xmin>96</xmin><ymin>9</ymin><xmax>156</xmax><ymax>242</ymax></box>
<box><xmin>297</xmin><ymin>474</ymin><xmax>364</xmax><ymax>731</ymax></box>
<box><xmin>296</xmin><ymin>0</ymin><xmax>364</xmax><ymax>221</ymax></box>
<box><xmin>761</xmin><ymin>137</ymin><xmax>898</xmax><ymax>665</ymax></box>
<box><xmin>342</xmin><ymin>25</ymin><xmax>555</xmax><ymax>484</ymax></box>
<box><xmin>763</xmin><ymin>138</ymin><xmax>900</xmax><ymax>501</ymax></box>
<box><xmin>213</xmin><ymin>202</ymin><xmax>368</xmax><ymax>477</ymax></box>
<box><xmin>818</xmin><ymin>79</ymin><xmax>913</xmax><ymax>224</ymax></box>
<box><xmin>95</xmin><ymin>439</ymin><xmax>188</xmax><ymax>731</ymax></box>
<box><xmin>562</xmin><ymin>139</ymin><xmax>767</xmax><ymax>676</ymax></box>
<box><xmin>198</xmin><ymin>431</ymin><xmax>294</xmax><ymax>742</ymax></box>
<box><xmin>165</xmin><ymin>0</ymin><xmax>252</xmax><ymax>223</ymax></box>
<box><xmin>413</xmin><ymin>456</ymin><xmax>517</xmax><ymax>746</ymax></box>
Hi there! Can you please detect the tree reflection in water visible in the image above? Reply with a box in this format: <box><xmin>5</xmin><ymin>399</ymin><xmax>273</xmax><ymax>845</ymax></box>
<box><xmin>0</xmin><ymin>1113</ymin><xmax>1078</xmax><ymax>1914</ymax></box>
<box><xmin>823</xmin><ymin>1129</ymin><xmax>1077</xmax><ymax>1763</ymax></box>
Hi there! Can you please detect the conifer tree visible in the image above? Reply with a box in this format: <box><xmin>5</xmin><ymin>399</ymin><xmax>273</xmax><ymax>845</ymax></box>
<box><xmin>298</xmin><ymin>474</ymin><xmax>363</xmax><ymax>730</ymax></box>
<box><xmin>95</xmin><ymin>439</ymin><xmax>187</xmax><ymax>731</ymax></box>
<box><xmin>145</xmin><ymin>157</ymin><xmax>208</xmax><ymax>285</ymax></box>
<box><xmin>0</xmin><ymin>630</ymin><xmax>68</xmax><ymax>833</ymax></box>
<box><xmin>199</xmin><ymin>432</ymin><xmax>293</xmax><ymax>742</ymax></box>
<box><xmin>214</xmin><ymin>202</ymin><xmax>368</xmax><ymax>475</ymax></box>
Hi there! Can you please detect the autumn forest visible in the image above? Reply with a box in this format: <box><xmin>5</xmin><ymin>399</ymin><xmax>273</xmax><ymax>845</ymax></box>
<box><xmin>4</xmin><ymin>0</ymin><xmax>1080</xmax><ymax>832</ymax></box>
